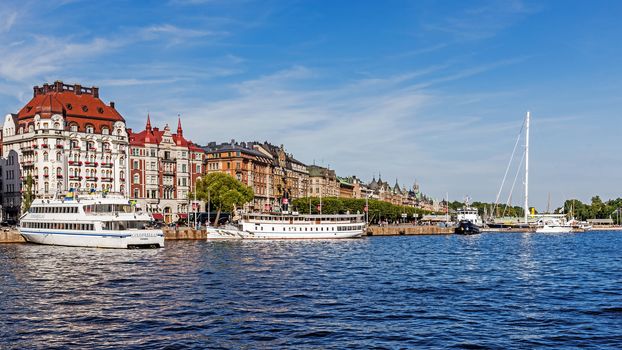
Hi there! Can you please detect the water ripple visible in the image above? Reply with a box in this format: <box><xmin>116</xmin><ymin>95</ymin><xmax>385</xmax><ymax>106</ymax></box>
<box><xmin>1</xmin><ymin>231</ymin><xmax>622</xmax><ymax>349</ymax></box>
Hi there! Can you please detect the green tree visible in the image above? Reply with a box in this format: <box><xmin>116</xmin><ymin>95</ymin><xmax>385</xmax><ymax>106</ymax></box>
<box><xmin>22</xmin><ymin>173</ymin><xmax>34</xmax><ymax>212</ymax></box>
<box><xmin>192</xmin><ymin>173</ymin><xmax>254</xmax><ymax>225</ymax></box>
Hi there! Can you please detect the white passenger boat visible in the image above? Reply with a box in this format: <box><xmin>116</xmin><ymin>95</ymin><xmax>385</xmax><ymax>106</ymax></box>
<box><xmin>19</xmin><ymin>193</ymin><xmax>164</xmax><ymax>249</ymax></box>
<box><xmin>207</xmin><ymin>213</ymin><xmax>365</xmax><ymax>240</ymax></box>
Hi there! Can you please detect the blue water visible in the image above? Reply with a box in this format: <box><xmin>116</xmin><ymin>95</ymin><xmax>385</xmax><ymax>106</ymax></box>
<box><xmin>1</xmin><ymin>231</ymin><xmax>622</xmax><ymax>349</ymax></box>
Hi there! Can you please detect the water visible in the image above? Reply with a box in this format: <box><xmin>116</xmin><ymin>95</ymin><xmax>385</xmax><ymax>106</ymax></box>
<box><xmin>1</xmin><ymin>231</ymin><xmax>622</xmax><ymax>349</ymax></box>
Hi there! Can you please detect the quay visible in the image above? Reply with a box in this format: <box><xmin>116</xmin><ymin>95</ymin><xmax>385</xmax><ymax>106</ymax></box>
<box><xmin>0</xmin><ymin>229</ymin><xmax>26</xmax><ymax>243</ymax></box>
<box><xmin>367</xmin><ymin>225</ymin><xmax>452</xmax><ymax>236</ymax></box>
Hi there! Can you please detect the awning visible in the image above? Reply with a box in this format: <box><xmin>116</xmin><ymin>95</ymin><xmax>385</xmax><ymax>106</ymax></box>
<box><xmin>178</xmin><ymin>213</ymin><xmax>188</xmax><ymax>219</ymax></box>
<box><xmin>151</xmin><ymin>213</ymin><xmax>164</xmax><ymax>220</ymax></box>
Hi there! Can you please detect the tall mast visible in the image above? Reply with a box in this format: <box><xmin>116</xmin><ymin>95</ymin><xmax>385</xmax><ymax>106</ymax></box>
<box><xmin>524</xmin><ymin>111</ymin><xmax>530</xmax><ymax>224</ymax></box>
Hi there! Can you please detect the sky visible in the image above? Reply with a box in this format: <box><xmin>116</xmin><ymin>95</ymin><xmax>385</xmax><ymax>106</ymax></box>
<box><xmin>0</xmin><ymin>0</ymin><xmax>620</xmax><ymax>210</ymax></box>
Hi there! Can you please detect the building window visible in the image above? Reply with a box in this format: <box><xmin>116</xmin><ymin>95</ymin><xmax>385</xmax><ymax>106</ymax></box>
<box><xmin>133</xmin><ymin>160</ymin><xmax>139</xmax><ymax>169</ymax></box>
<box><xmin>102</xmin><ymin>126</ymin><xmax>109</xmax><ymax>135</ymax></box>
<box><xmin>56</xmin><ymin>152</ymin><xmax>62</xmax><ymax>162</ymax></box>
<box><xmin>133</xmin><ymin>189</ymin><xmax>139</xmax><ymax>198</ymax></box>
<box><xmin>86</xmin><ymin>124</ymin><xmax>94</xmax><ymax>134</ymax></box>
<box><xmin>133</xmin><ymin>174</ymin><xmax>139</xmax><ymax>184</ymax></box>
<box><xmin>43</xmin><ymin>152</ymin><xmax>49</xmax><ymax>161</ymax></box>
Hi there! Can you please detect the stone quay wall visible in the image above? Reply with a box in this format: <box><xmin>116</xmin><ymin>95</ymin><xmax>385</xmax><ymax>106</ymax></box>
<box><xmin>0</xmin><ymin>229</ymin><xmax>26</xmax><ymax>243</ymax></box>
<box><xmin>367</xmin><ymin>225</ymin><xmax>453</xmax><ymax>236</ymax></box>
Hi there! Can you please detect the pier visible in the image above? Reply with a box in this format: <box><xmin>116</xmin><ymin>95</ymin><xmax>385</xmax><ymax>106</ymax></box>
<box><xmin>367</xmin><ymin>225</ymin><xmax>452</xmax><ymax>236</ymax></box>
<box><xmin>0</xmin><ymin>230</ymin><xmax>26</xmax><ymax>243</ymax></box>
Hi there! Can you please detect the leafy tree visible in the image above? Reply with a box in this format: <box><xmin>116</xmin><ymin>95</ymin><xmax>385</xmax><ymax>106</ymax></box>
<box><xmin>192</xmin><ymin>173</ymin><xmax>254</xmax><ymax>225</ymax></box>
<box><xmin>22</xmin><ymin>173</ymin><xmax>34</xmax><ymax>212</ymax></box>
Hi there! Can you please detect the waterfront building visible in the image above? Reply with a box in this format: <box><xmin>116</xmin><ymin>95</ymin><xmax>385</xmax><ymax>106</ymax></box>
<box><xmin>307</xmin><ymin>165</ymin><xmax>339</xmax><ymax>198</ymax></box>
<box><xmin>204</xmin><ymin>141</ymin><xmax>308</xmax><ymax>211</ymax></box>
<box><xmin>251</xmin><ymin>142</ymin><xmax>309</xmax><ymax>204</ymax></box>
<box><xmin>1</xmin><ymin>81</ymin><xmax>129</xmax><ymax>217</ymax></box>
<box><xmin>203</xmin><ymin>141</ymin><xmax>273</xmax><ymax>211</ymax></box>
<box><xmin>128</xmin><ymin>116</ymin><xmax>205</xmax><ymax>223</ymax></box>
<box><xmin>337</xmin><ymin>177</ymin><xmax>355</xmax><ymax>198</ymax></box>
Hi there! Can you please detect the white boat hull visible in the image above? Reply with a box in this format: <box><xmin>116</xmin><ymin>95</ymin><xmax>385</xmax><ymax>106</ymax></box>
<box><xmin>19</xmin><ymin>228</ymin><xmax>164</xmax><ymax>249</ymax></box>
<box><xmin>535</xmin><ymin>226</ymin><xmax>573</xmax><ymax>233</ymax></box>
<box><xmin>207</xmin><ymin>226</ymin><xmax>363</xmax><ymax>240</ymax></box>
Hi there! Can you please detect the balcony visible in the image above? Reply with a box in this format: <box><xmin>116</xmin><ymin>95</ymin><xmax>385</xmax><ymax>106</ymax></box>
<box><xmin>41</xmin><ymin>144</ymin><xmax>49</xmax><ymax>149</ymax></box>
<box><xmin>68</xmin><ymin>161</ymin><xmax>83</xmax><ymax>166</ymax></box>
<box><xmin>86</xmin><ymin>176</ymin><xmax>98</xmax><ymax>181</ymax></box>
<box><xmin>101</xmin><ymin>162</ymin><xmax>113</xmax><ymax>168</ymax></box>
<box><xmin>103</xmin><ymin>148</ymin><xmax>112</xmax><ymax>153</ymax></box>
<box><xmin>84</xmin><ymin>161</ymin><xmax>98</xmax><ymax>167</ymax></box>
<box><xmin>101</xmin><ymin>177</ymin><xmax>113</xmax><ymax>182</ymax></box>
<box><xmin>56</xmin><ymin>174</ymin><xmax>63</xmax><ymax>179</ymax></box>
<box><xmin>55</xmin><ymin>144</ymin><xmax>64</xmax><ymax>149</ymax></box>
<box><xmin>69</xmin><ymin>175</ymin><xmax>82</xmax><ymax>180</ymax></box>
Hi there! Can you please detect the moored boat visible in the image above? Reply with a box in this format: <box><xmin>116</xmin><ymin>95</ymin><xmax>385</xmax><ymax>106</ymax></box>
<box><xmin>454</xmin><ymin>200</ymin><xmax>483</xmax><ymax>235</ymax></box>
<box><xmin>19</xmin><ymin>192</ymin><xmax>164</xmax><ymax>249</ymax></box>
<box><xmin>207</xmin><ymin>212</ymin><xmax>365</xmax><ymax>240</ymax></box>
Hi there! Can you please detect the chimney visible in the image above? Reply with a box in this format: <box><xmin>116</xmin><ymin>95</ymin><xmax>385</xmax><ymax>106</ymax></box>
<box><xmin>109</xmin><ymin>101</ymin><xmax>115</xmax><ymax>109</ymax></box>
<box><xmin>74</xmin><ymin>84</ymin><xmax>82</xmax><ymax>95</ymax></box>
<box><xmin>92</xmin><ymin>87</ymin><xmax>99</xmax><ymax>98</ymax></box>
<box><xmin>55</xmin><ymin>81</ymin><xmax>63</xmax><ymax>91</ymax></box>
<box><xmin>43</xmin><ymin>83</ymin><xmax>49</xmax><ymax>94</ymax></box>
<box><xmin>33</xmin><ymin>86</ymin><xmax>39</xmax><ymax>97</ymax></box>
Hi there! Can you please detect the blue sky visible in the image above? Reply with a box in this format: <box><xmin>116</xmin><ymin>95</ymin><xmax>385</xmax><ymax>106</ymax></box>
<box><xmin>1</xmin><ymin>0</ymin><xmax>620</xmax><ymax>210</ymax></box>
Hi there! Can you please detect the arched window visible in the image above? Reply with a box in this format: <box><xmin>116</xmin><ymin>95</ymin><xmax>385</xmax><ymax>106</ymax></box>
<box><xmin>70</xmin><ymin>123</ymin><xmax>78</xmax><ymax>132</ymax></box>
<box><xmin>34</xmin><ymin>167</ymin><xmax>38</xmax><ymax>176</ymax></box>
<box><xmin>54</xmin><ymin>122</ymin><xmax>60</xmax><ymax>129</ymax></box>
<box><xmin>28</xmin><ymin>125</ymin><xmax>34</xmax><ymax>132</ymax></box>
<box><xmin>102</xmin><ymin>126</ymin><xmax>110</xmax><ymax>135</ymax></box>
<box><xmin>44</xmin><ymin>182</ymin><xmax>49</xmax><ymax>193</ymax></box>
<box><xmin>56</xmin><ymin>152</ymin><xmax>62</xmax><ymax>161</ymax></box>
<box><xmin>120</xmin><ymin>171</ymin><xmax>125</xmax><ymax>179</ymax></box>
<box><xmin>43</xmin><ymin>167</ymin><xmax>49</xmax><ymax>176</ymax></box>
<box><xmin>43</xmin><ymin>152</ymin><xmax>48</xmax><ymax>161</ymax></box>
<box><xmin>86</xmin><ymin>124</ymin><xmax>94</xmax><ymax>134</ymax></box>
<box><xmin>56</xmin><ymin>167</ymin><xmax>62</xmax><ymax>176</ymax></box>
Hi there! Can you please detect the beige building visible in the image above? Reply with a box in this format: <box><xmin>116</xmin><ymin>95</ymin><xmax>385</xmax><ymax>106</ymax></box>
<box><xmin>307</xmin><ymin>165</ymin><xmax>339</xmax><ymax>198</ymax></box>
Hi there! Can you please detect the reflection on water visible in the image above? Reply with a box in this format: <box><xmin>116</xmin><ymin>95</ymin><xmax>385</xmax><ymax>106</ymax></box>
<box><xmin>2</xmin><ymin>232</ymin><xmax>622</xmax><ymax>349</ymax></box>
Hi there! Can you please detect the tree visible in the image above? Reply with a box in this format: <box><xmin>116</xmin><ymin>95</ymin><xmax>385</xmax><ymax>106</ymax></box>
<box><xmin>192</xmin><ymin>173</ymin><xmax>254</xmax><ymax>226</ymax></box>
<box><xmin>22</xmin><ymin>173</ymin><xmax>34</xmax><ymax>212</ymax></box>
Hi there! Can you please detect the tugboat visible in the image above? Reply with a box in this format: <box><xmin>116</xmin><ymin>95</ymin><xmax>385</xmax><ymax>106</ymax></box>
<box><xmin>454</xmin><ymin>198</ymin><xmax>483</xmax><ymax>235</ymax></box>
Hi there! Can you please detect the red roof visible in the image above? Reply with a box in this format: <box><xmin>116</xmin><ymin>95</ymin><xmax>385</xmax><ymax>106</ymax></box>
<box><xmin>17</xmin><ymin>81</ymin><xmax>124</xmax><ymax>123</ymax></box>
<box><xmin>129</xmin><ymin>116</ymin><xmax>205</xmax><ymax>155</ymax></box>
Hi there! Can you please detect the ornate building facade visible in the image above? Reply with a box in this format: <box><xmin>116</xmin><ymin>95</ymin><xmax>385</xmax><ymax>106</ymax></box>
<box><xmin>2</xmin><ymin>81</ymin><xmax>129</xmax><ymax>215</ymax></box>
<box><xmin>128</xmin><ymin>116</ymin><xmax>205</xmax><ymax>223</ymax></box>
<box><xmin>307</xmin><ymin>165</ymin><xmax>339</xmax><ymax>198</ymax></box>
<box><xmin>204</xmin><ymin>141</ymin><xmax>273</xmax><ymax>211</ymax></box>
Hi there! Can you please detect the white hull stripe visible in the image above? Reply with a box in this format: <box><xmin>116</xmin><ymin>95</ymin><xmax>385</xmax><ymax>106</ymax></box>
<box><xmin>20</xmin><ymin>230</ymin><xmax>137</xmax><ymax>238</ymax></box>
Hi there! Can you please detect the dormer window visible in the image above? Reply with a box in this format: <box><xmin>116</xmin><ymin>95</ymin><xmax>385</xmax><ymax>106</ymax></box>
<box><xmin>69</xmin><ymin>123</ymin><xmax>78</xmax><ymax>132</ymax></box>
<box><xmin>101</xmin><ymin>126</ymin><xmax>109</xmax><ymax>135</ymax></box>
<box><xmin>86</xmin><ymin>124</ymin><xmax>94</xmax><ymax>134</ymax></box>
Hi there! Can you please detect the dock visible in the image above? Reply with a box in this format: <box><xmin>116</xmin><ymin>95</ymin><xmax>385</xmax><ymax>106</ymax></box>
<box><xmin>0</xmin><ymin>229</ymin><xmax>26</xmax><ymax>243</ymax></box>
<box><xmin>367</xmin><ymin>225</ymin><xmax>453</xmax><ymax>236</ymax></box>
